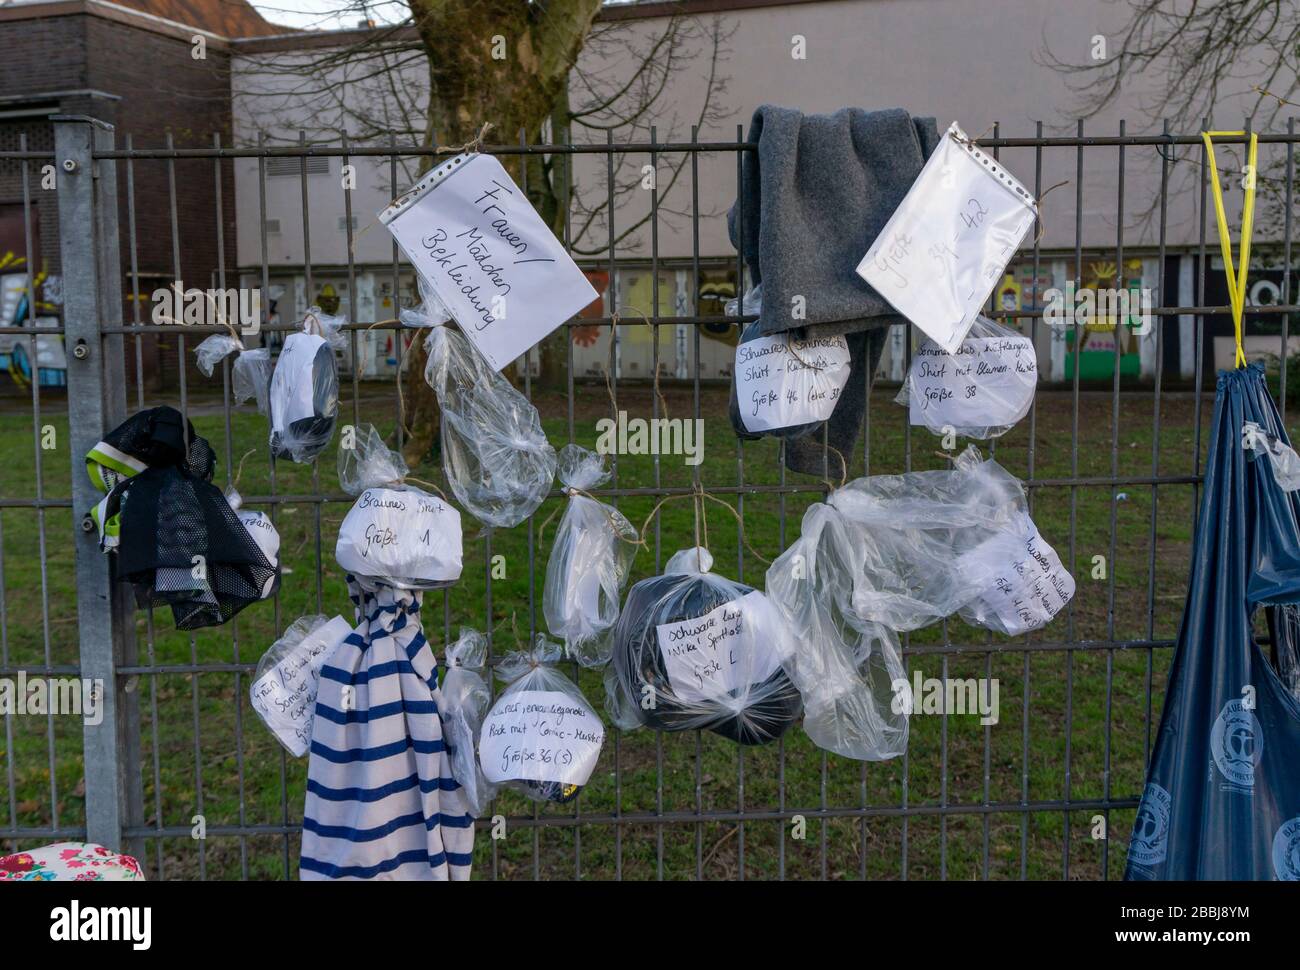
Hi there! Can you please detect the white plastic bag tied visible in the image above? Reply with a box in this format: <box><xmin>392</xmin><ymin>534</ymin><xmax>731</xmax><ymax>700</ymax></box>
<box><xmin>194</xmin><ymin>334</ymin><xmax>272</xmax><ymax>414</ymax></box>
<box><xmin>897</xmin><ymin>315</ymin><xmax>1036</xmax><ymax>439</ymax></box>
<box><xmin>766</xmin><ymin>503</ymin><xmax>909</xmax><ymax>761</ymax></box>
<box><xmin>826</xmin><ymin>446</ymin><xmax>1073</xmax><ymax>635</ymax></box>
<box><xmin>334</xmin><ymin>422</ymin><xmax>463</xmax><ymax>590</ymax></box>
<box><xmin>479</xmin><ymin>635</ymin><xmax>605</xmax><ymax>804</ymax></box>
<box><xmin>605</xmin><ymin>546</ymin><xmax>803</xmax><ymax>745</ymax></box>
<box><xmin>543</xmin><ymin>444</ymin><xmax>639</xmax><ymax>667</ymax></box>
<box><xmin>417</xmin><ymin>287</ymin><xmax>556</xmax><ymax>529</ymax></box>
<box><xmin>437</xmin><ymin>627</ymin><xmax>497</xmax><ymax>817</ymax></box>
<box><xmin>1243</xmin><ymin>420</ymin><xmax>1300</xmax><ymax>491</ymax></box>
<box><xmin>249</xmin><ymin>614</ymin><xmax>352</xmax><ymax>756</ymax></box>
<box><xmin>269</xmin><ymin>308</ymin><xmax>344</xmax><ymax>463</ymax></box>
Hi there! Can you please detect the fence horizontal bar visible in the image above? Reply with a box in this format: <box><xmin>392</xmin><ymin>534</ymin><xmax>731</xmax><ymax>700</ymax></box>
<box><xmin>0</xmin><ymin>665</ymin><xmax>81</xmax><ymax>676</ymax></box>
<box><xmin>0</xmin><ymin>827</ymin><xmax>88</xmax><ymax>840</ymax></box>
<box><xmin>89</xmin><ymin>141</ymin><xmax>761</xmax><ymax>161</ymax></box>
<box><xmin>121</xmin><ymin>795</ymin><xmax>1142</xmax><ymax>840</ymax></box>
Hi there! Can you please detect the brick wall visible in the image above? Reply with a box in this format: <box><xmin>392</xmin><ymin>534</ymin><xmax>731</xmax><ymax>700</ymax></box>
<box><xmin>0</xmin><ymin>11</ymin><xmax>238</xmax><ymax>392</ymax></box>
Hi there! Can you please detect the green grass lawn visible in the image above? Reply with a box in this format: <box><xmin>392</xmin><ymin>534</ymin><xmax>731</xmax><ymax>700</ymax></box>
<box><xmin>0</xmin><ymin>375</ymin><xmax>1250</xmax><ymax>880</ymax></box>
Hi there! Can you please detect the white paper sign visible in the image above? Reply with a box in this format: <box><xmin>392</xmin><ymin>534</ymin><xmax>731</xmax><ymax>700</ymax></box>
<box><xmin>335</xmin><ymin>487</ymin><xmax>463</xmax><ymax>585</ymax></box>
<box><xmin>959</xmin><ymin>520</ymin><xmax>1074</xmax><ymax>636</ymax></box>
<box><xmin>271</xmin><ymin>332</ymin><xmax>326</xmax><ymax>427</ymax></box>
<box><xmin>908</xmin><ymin>334</ymin><xmax>1036</xmax><ymax>429</ymax></box>
<box><xmin>736</xmin><ymin>333</ymin><xmax>851</xmax><ymax>433</ymax></box>
<box><xmin>249</xmin><ymin>616</ymin><xmax>352</xmax><ymax>757</ymax></box>
<box><xmin>857</xmin><ymin>122</ymin><xmax>1038</xmax><ymax>354</ymax></box>
<box><xmin>479</xmin><ymin>689</ymin><xmax>604</xmax><ymax>786</ymax></box>
<box><xmin>380</xmin><ymin>153</ymin><xmax>598</xmax><ymax>372</ymax></box>
<box><xmin>655</xmin><ymin>590</ymin><xmax>783</xmax><ymax>704</ymax></box>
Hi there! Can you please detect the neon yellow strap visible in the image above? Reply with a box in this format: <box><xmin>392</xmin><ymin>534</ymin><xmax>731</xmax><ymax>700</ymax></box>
<box><xmin>1202</xmin><ymin>131</ymin><xmax>1258</xmax><ymax>369</ymax></box>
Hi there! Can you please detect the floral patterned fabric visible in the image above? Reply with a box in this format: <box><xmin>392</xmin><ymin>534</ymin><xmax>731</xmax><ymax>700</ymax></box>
<box><xmin>0</xmin><ymin>842</ymin><xmax>143</xmax><ymax>881</ymax></box>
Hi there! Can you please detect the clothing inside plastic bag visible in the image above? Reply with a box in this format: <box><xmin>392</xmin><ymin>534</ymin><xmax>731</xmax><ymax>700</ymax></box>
<box><xmin>249</xmin><ymin>614</ymin><xmax>351</xmax><ymax>757</ymax></box>
<box><xmin>605</xmin><ymin>547</ymin><xmax>802</xmax><ymax>745</ymax></box>
<box><xmin>1127</xmin><ymin>363</ymin><xmax>1300</xmax><ymax>880</ymax></box>
<box><xmin>479</xmin><ymin>636</ymin><xmax>605</xmax><ymax>804</ymax></box>
<box><xmin>543</xmin><ymin>444</ymin><xmax>639</xmax><ymax>667</ymax></box>
<box><xmin>827</xmin><ymin>446</ymin><xmax>1073</xmax><ymax>636</ymax></box>
<box><xmin>194</xmin><ymin>333</ymin><xmax>273</xmax><ymax>414</ymax></box>
<box><xmin>765</xmin><ymin>503</ymin><xmax>908</xmax><ymax>761</ymax></box>
<box><xmin>270</xmin><ymin>308</ymin><xmax>345</xmax><ymax>463</ymax></box>
<box><xmin>437</xmin><ymin>627</ymin><xmax>497</xmax><ymax>817</ymax></box>
<box><xmin>334</xmin><ymin>423</ymin><xmax>463</xmax><ymax>591</ymax></box>
<box><xmin>406</xmin><ymin>289</ymin><xmax>556</xmax><ymax>529</ymax></box>
<box><xmin>895</xmin><ymin>315</ymin><xmax>1036</xmax><ymax>440</ymax></box>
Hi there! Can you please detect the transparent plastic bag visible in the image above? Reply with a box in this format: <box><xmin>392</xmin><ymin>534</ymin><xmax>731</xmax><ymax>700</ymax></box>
<box><xmin>953</xmin><ymin>512</ymin><xmax>1075</xmax><ymax>636</ymax></box>
<box><xmin>828</xmin><ymin>446</ymin><xmax>1073</xmax><ymax>635</ymax></box>
<box><xmin>895</xmin><ymin>315</ymin><xmax>1036</xmax><ymax>440</ymax></box>
<box><xmin>334</xmin><ymin>422</ymin><xmax>463</xmax><ymax>590</ymax></box>
<box><xmin>1243</xmin><ymin>420</ymin><xmax>1300</xmax><ymax>490</ymax></box>
<box><xmin>543</xmin><ymin>445</ymin><xmax>638</xmax><ymax>667</ymax></box>
<box><xmin>479</xmin><ymin>635</ymin><xmax>605</xmax><ymax>804</ymax></box>
<box><xmin>226</xmin><ymin>488</ymin><xmax>280</xmax><ymax>600</ymax></box>
<box><xmin>411</xmin><ymin>286</ymin><xmax>556</xmax><ymax>529</ymax></box>
<box><xmin>605</xmin><ymin>546</ymin><xmax>802</xmax><ymax>745</ymax></box>
<box><xmin>194</xmin><ymin>334</ymin><xmax>272</xmax><ymax>414</ymax></box>
<box><xmin>269</xmin><ymin>308</ymin><xmax>344</xmax><ymax>463</ymax></box>
<box><xmin>438</xmin><ymin>627</ymin><xmax>497</xmax><ymax>817</ymax></box>
<box><xmin>765</xmin><ymin>503</ymin><xmax>909</xmax><ymax>761</ymax></box>
<box><xmin>248</xmin><ymin>614</ymin><xmax>352</xmax><ymax>756</ymax></box>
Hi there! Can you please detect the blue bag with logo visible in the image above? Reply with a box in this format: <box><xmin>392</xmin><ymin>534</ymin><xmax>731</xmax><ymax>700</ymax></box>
<box><xmin>1127</xmin><ymin>362</ymin><xmax>1300</xmax><ymax>880</ymax></box>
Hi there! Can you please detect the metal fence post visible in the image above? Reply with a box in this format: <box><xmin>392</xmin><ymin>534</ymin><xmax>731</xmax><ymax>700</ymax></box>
<box><xmin>53</xmin><ymin>116</ymin><xmax>138</xmax><ymax>853</ymax></box>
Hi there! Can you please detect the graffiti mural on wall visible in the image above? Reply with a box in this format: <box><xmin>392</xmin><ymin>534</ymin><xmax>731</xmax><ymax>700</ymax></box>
<box><xmin>0</xmin><ymin>251</ymin><xmax>67</xmax><ymax>389</ymax></box>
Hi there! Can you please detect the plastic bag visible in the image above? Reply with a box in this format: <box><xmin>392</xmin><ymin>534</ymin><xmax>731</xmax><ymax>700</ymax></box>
<box><xmin>479</xmin><ymin>635</ymin><xmax>605</xmax><ymax>804</ymax></box>
<box><xmin>543</xmin><ymin>444</ymin><xmax>638</xmax><ymax>667</ymax></box>
<box><xmin>605</xmin><ymin>547</ymin><xmax>802</xmax><ymax>745</ymax></box>
<box><xmin>334</xmin><ymin>423</ymin><xmax>463</xmax><ymax>590</ymax></box>
<box><xmin>407</xmin><ymin>287</ymin><xmax>556</xmax><ymax>529</ymax></box>
<box><xmin>827</xmin><ymin>447</ymin><xmax>1073</xmax><ymax>635</ymax></box>
<box><xmin>731</xmin><ymin>323</ymin><xmax>852</xmax><ymax>437</ymax></box>
<box><xmin>226</xmin><ymin>489</ymin><xmax>281</xmax><ymax>600</ymax></box>
<box><xmin>895</xmin><ymin>315</ymin><xmax>1036</xmax><ymax>440</ymax></box>
<box><xmin>269</xmin><ymin>308</ymin><xmax>344</xmax><ymax>463</ymax></box>
<box><xmin>1243</xmin><ymin>420</ymin><xmax>1300</xmax><ymax>490</ymax></box>
<box><xmin>765</xmin><ymin>503</ymin><xmax>909</xmax><ymax>761</ymax></box>
<box><xmin>437</xmin><ymin>627</ymin><xmax>497</xmax><ymax>817</ymax></box>
<box><xmin>194</xmin><ymin>334</ymin><xmax>273</xmax><ymax>414</ymax></box>
<box><xmin>248</xmin><ymin>614</ymin><xmax>351</xmax><ymax>756</ymax></box>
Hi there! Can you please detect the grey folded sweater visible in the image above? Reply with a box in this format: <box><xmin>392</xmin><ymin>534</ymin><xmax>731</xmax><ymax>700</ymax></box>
<box><xmin>727</xmin><ymin>106</ymin><xmax>939</xmax><ymax>475</ymax></box>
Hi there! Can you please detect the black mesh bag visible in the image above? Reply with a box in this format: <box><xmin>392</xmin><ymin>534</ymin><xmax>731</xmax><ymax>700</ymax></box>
<box><xmin>107</xmin><ymin>467</ymin><xmax>277</xmax><ymax>630</ymax></box>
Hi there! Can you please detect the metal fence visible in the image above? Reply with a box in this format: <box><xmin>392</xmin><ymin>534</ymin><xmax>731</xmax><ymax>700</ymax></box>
<box><xmin>0</xmin><ymin>116</ymin><xmax>1296</xmax><ymax>880</ymax></box>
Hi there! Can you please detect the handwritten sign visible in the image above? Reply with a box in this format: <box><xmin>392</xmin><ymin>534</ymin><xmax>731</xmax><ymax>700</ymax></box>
<box><xmin>655</xmin><ymin>590</ymin><xmax>783</xmax><ymax>704</ymax></box>
<box><xmin>479</xmin><ymin>688</ymin><xmax>605</xmax><ymax>786</ymax></box>
<box><xmin>857</xmin><ymin>122</ymin><xmax>1038</xmax><ymax>354</ymax></box>
<box><xmin>335</xmin><ymin>486</ymin><xmax>463</xmax><ymax>585</ymax></box>
<box><xmin>380</xmin><ymin>153</ymin><xmax>598</xmax><ymax>372</ymax></box>
<box><xmin>907</xmin><ymin>333</ymin><xmax>1036</xmax><ymax>431</ymax></box>
<box><xmin>959</xmin><ymin>519</ymin><xmax>1074</xmax><ymax>636</ymax></box>
<box><xmin>249</xmin><ymin>616</ymin><xmax>352</xmax><ymax>757</ymax></box>
<box><xmin>736</xmin><ymin>333</ymin><xmax>851</xmax><ymax>433</ymax></box>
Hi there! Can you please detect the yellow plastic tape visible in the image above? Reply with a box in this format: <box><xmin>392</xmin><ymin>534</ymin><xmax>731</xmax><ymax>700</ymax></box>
<box><xmin>1202</xmin><ymin>131</ymin><xmax>1259</xmax><ymax>369</ymax></box>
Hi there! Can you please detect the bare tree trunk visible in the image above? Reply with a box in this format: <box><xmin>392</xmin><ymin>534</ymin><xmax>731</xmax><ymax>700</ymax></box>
<box><xmin>399</xmin><ymin>0</ymin><xmax>601</xmax><ymax>465</ymax></box>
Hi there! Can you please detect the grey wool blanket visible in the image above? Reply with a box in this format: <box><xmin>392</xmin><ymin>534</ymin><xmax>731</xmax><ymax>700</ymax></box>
<box><xmin>727</xmin><ymin>105</ymin><xmax>939</xmax><ymax>476</ymax></box>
